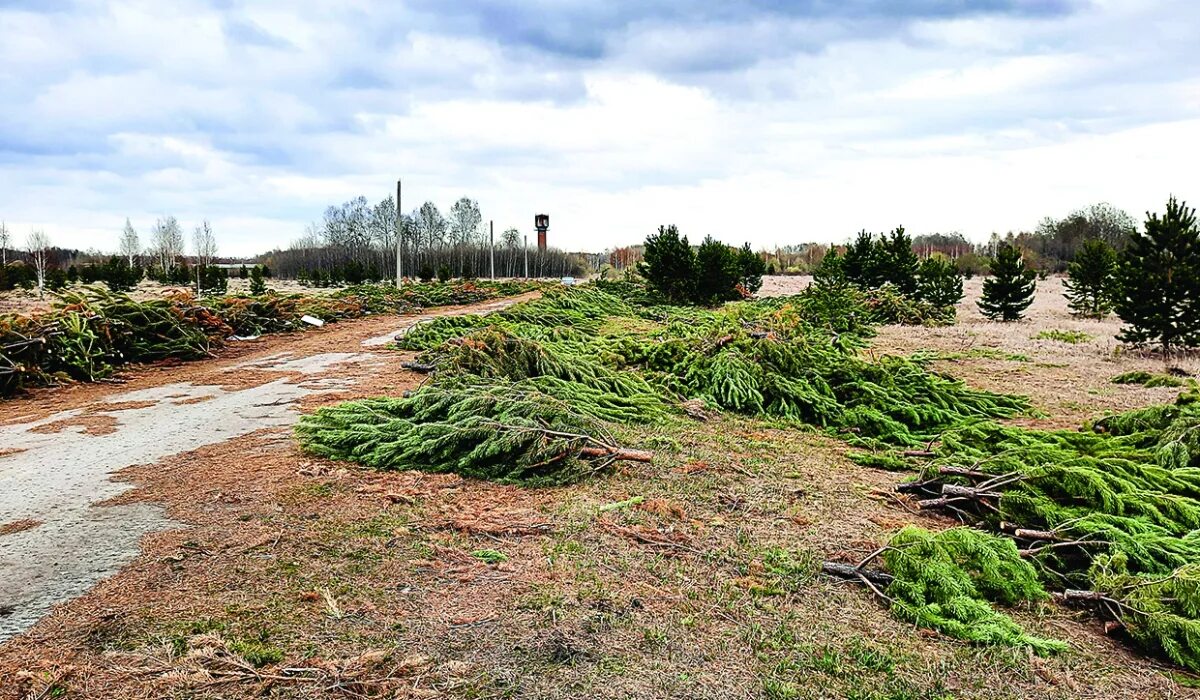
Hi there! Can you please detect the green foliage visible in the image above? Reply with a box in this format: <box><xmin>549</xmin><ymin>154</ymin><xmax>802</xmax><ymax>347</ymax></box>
<box><xmin>639</xmin><ymin>224</ymin><xmax>696</xmax><ymax>304</ymax></box>
<box><xmin>887</xmin><ymin>394</ymin><xmax>1200</xmax><ymax>670</ymax></box>
<box><xmin>843</xmin><ymin>231</ymin><xmax>887</xmax><ymax>289</ymax></box>
<box><xmin>812</xmin><ymin>249</ymin><xmax>847</xmax><ymax>290</ymax></box>
<box><xmin>0</xmin><ymin>281</ymin><xmax>535</xmax><ymax>397</ymax></box>
<box><xmin>883</xmin><ymin>526</ymin><xmax>1066</xmax><ymax>655</ymax></box>
<box><xmin>1111</xmin><ymin>371</ymin><xmax>1186</xmax><ymax>388</ymax></box>
<box><xmin>197</xmin><ymin>265</ymin><xmax>228</xmax><ymax>295</ymax></box>
<box><xmin>296</xmin><ymin>383</ymin><xmax>625</xmax><ymax>486</ymax></box>
<box><xmin>881</xmin><ymin>227</ymin><xmax>920</xmax><ymax>297</ymax></box>
<box><xmin>1</xmin><ymin>287</ymin><xmax>221</xmax><ymax>394</ymax></box>
<box><xmin>695</xmin><ymin>235</ymin><xmax>740</xmax><ymax>306</ymax></box>
<box><xmin>1034</xmin><ymin>329</ymin><xmax>1092</xmax><ymax>344</ymax></box>
<box><xmin>401</xmin><ymin>284</ymin><xmax>1020</xmax><ymax>446</ymax></box>
<box><xmin>1090</xmin><ymin>554</ymin><xmax>1200</xmax><ymax>671</ymax></box>
<box><xmin>736</xmin><ymin>242</ymin><xmax>767</xmax><ymax>294</ymax></box>
<box><xmin>1063</xmin><ymin>238</ymin><xmax>1118</xmax><ymax>318</ymax></box>
<box><xmin>639</xmin><ymin>226</ymin><xmax>764</xmax><ymax>306</ymax></box>
<box><xmin>248</xmin><ymin>265</ymin><xmax>267</xmax><ymax>295</ymax></box>
<box><xmin>978</xmin><ymin>244</ymin><xmax>1036</xmax><ymax>321</ymax></box>
<box><xmin>436</xmin><ymin>264</ymin><xmax>452</xmax><ymax>283</ymax></box>
<box><xmin>1116</xmin><ymin>197</ymin><xmax>1200</xmax><ymax>353</ymax></box>
<box><xmin>470</xmin><ymin>548</ymin><xmax>509</xmax><ymax>564</ymax></box>
<box><xmin>915</xmin><ymin>256</ymin><xmax>964</xmax><ymax>309</ymax></box>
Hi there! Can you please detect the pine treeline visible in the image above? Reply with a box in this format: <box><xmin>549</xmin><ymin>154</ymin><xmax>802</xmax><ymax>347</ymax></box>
<box><xmin>1115</xmin><ymin>197</ymin><xmax>1200</xmax><ymax>353</ymax></box>
<box><xmin>978</xmin><ymin>243</ymin><xmax>1036</xmax><ymax>321</ymax></box>
<box><xmin>1063</xmin><ymin>238</ymin><xmax>1118</xmax><ymax>318</ymax></box>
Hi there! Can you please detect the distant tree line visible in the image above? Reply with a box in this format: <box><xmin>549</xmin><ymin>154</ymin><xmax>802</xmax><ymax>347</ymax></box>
<box><xmin>260</xmin><ymin>194</ymin><xmax>590</xmax><ymax>282</ymax></box>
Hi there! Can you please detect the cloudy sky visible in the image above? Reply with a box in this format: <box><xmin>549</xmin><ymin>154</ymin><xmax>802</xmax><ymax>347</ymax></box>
<box><xmin>1</xmin><ymin>0</ymin><xmax>1197</xmax><ymax>256</ymax></box>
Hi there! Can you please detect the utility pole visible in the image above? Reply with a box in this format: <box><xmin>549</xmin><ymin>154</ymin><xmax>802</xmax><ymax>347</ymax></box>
<box><xmin>489</xmin><ymin>220</ymin><xmax>495</xmax><ymax>280</ymax></box>
<box><xmin>394</xmin><ymin>179</ymin><xmax>402</xmax><ymax>288</ymax></box>
<box><xmin>523</xmin><ymin>235</ymin><xmax>529</xmax><ymax>278</ymax></box>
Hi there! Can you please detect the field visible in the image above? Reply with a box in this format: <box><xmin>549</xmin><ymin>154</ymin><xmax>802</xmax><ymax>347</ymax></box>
<box><xmin>1</xmin><ymin>277</ymin><xmax>1197</xmax><ymax>699</ymax></box>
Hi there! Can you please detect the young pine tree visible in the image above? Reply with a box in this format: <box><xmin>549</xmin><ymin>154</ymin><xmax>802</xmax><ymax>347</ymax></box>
<box><xmin>735</xmin><ymin>242</ymin><xmax>766</xmax><ymax>295</ymax></box>
<box><xmin>1063</xmin><ymin>238</ymin><xmax>1118</xmax><ymax>318</ymax></box>
<box><xmin>916</xmin><ymin>255</ymin><xmax>964</xmax><ymax>308</ymax></box>
<box><xmin>249</xmin><ymin>265</ymin><xmax>268</xmax><ymax>295</ymax></box>
<box><xmin>978</xmin><ymin>244</ymin><xmax>1036</xmax><ymax>321</ymax></box>
<box><xmin>812</xmin><ymin>249</ymin><xmax>847</xmax><ymax>289</ymax></box>
<box><xmin>881</xmin><ymin>226</ymin><xmax>920</xmax><ymax>296</ymax></box>
<box><xmin>1115</xmin><ymin>197</ymin><xmax>1200</xmax><ymax>353</ymax></box>
<box><xmin>638</xmin><ymin>225</ymin><xmax>697</xmax><ymax>304</ymax></box>
<box><xmin>842</xmin><ymin>230</ymin><xmax>885</xmax><ymax>288</ymax></box>
<box><xmin>694</xmin><ymin>236</ymin><xmax>737</xmax><ymax>306</ymax></box>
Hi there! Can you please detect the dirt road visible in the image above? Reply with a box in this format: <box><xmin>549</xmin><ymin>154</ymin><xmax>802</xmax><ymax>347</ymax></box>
<box><xmin>0</xmin><ymin>294</ymin><xmax>531</xmax><ymax>643</ymax></box>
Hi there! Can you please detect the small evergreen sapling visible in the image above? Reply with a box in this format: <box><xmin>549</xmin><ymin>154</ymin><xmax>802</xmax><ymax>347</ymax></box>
<box><xmin>916</xmin><ymin>255</ymin><xmax>964</xmax><ymax>309</ymax></box>
<box><xmin>881</xmin><ymin>226</ymin><xmax>920</xmax><ymax>296</ymax></box>
<box><xmin>1115</xmin><ymin>197</ymin><xmax>1200</xmax><ymax>353</ymax></box>
<box><xmin>1064</xmin><ymin>238</ymin><xmax>1118</xmax><ymax>318</ymax></box>
<box><xmin>249</xmin><ymin>265</ymin><xmax>268</xmax><ymax>295</ymax></box>
<box><xmin>978</xmin><ymin>244</ymin><xmax>1036</xmax><ymax>321</ymax></box>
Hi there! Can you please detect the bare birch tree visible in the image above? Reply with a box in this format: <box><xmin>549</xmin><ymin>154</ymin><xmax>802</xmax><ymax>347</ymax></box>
<box><xmin>119</xmin><ymin>218</ymin><xmax>140</xmax><ymax>267</ymax></box>
<box><xmin>448</xmin><ymin>197</ymin><xmax>482</xmax><ymax>276</ymax></box>
<box><xmin>192</xmin><ymin>220</ymin><xmax>217</xmax><ymax>295</ymax></box>
<box><xmin>151</xmin><ymin>216</ymin><xmax>184</xmax><ymax>277</ymax></box>
<box><xmin>26</xmin><ymin>229</ymin><xmax>51</xmax><ymax>298</ymax></box>
<box><xmin>0</xmin><ymin>221</ymin><xmax>10</xmax><ymax>266</ymax></box>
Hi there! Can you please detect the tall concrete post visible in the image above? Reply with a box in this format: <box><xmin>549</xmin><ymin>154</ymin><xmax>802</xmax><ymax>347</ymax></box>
<box><xmin>400</xmin><ymin>183</ymin><xmax>410</xmax><ymax>290</ymax></box>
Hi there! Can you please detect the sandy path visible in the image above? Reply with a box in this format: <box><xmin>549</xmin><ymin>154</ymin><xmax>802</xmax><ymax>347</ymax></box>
<box><xmin>0</xmin><ymin>294</ymin><xmax>531</xmax><ymax>643</ymax></box>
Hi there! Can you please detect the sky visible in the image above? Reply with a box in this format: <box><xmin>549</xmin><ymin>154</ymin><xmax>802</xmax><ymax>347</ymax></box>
<box><xmin>1</xmin><ymin>0</ymin><xmax>1197</xmax><ymax>257</ymax></box>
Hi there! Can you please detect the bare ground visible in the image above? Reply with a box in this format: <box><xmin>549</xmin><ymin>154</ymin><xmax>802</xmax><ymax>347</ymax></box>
<box><xmin>1</xmin><ymin>282</ymin><xmax>1197</xmax><ymax>699</ymax></box>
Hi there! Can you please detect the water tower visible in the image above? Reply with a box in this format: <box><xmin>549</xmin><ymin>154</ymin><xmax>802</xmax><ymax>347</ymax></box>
<box><xmin>535</xmin><ymin>214</ymin><xmax>549</xmax><ymax>252</ymax></box>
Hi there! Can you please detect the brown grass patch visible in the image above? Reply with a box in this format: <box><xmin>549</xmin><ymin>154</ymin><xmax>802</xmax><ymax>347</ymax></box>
<box><xmin>0</xmin><ymin>519</ymin><xmax>42</xmax><ymax>537</ymax></box>
<box><xmin>28</xmin><ymin>415</ymin><xmax>119</xmax><ymax>436</ymax></box>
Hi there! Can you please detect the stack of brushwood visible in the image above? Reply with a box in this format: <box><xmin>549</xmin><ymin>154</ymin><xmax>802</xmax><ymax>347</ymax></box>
<box><xmin>0</xmin><ymin>281</ymin><xmax>537</xmax><ymax>398</ymax></box>
<box><xmin>298</xmin><ymin>283</ymin><xmax>1025</xmax><ymax>484</ymax></box>
<box><xmin>830</xmin><ymin>386</ymin><xmax>1200</xmax><ymax>671</ymax></box>
<box><xmin>1</xmin><ymin>288</ymin><xmax>224</xmax><ymax>396</ymax></box>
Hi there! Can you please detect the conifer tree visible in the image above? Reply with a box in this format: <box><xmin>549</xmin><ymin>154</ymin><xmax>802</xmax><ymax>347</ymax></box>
<box><xmin>735</xmin><ymin>242</ymin><xmax>766</xmax><ymax>294</ymax></box>
<box><xmin>813</xmin><ymin>249</ymin><xmax>847</xmax><ymax>289</ymax></box>
<box><xmin>1063</xmin><ymin>238</ymin><xmax>1117</xmax><ymax>318</ymax></box>
<box><xmin>842</xmin><ymin>230</ymin><xmax>885</xmax><ymax>288</ymax></box>
<box><xmin>249</xmin><ymin>265</ymin><xmax>268</xmax><ymax>295</ymax></box>
<box><xmin>638</xmin><ymin>225</ymin><xmax>696</xmax><ymax>304</ymax></box>
<box><xmin>1115</xmin><ymin>197</ymin><xmax>1200</xmax><ymax>353</ymax></box>
<box><xmin>978</xmin><ymin>244</ymin><xmax>1036</xmax><ymax>321</ymax></box>
<box><xmin>916</xmin><ymin>255</ymin><xmax>964</xmax><ymax>308</ymax></box>
<box><xmin>881</xmin><ymin>226</ymin><xmax>920</xmax><ymax>295</ymax></box>
<box><xmin>694</xmin><ymin>236</ymin><xmax>738</xmax><ymax>306</ymax></box>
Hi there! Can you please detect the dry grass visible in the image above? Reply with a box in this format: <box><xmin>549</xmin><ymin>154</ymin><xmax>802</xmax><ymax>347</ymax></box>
<box><xmin>1</xmin><ymin>281</ymin><xmax>1198</xmax><ymax>699</ymax></box>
